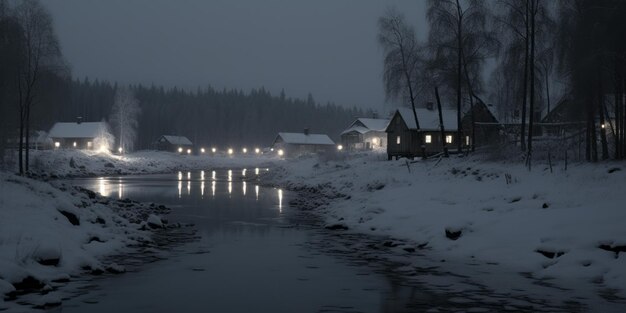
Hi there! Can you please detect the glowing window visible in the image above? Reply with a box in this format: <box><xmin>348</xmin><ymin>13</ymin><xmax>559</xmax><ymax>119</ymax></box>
<box><xmin>87</xmin><ymin>141</ymin><xmax>93</xmax><ymax>148</ymax></box>
<box><xmin>465</xmin><ymin>136</ymin><xmax>470</xmax><ymax>145</ymax></box>
<box><xmin>446</xmin><ymin>135</ymin><xmax>453</xmax><ymax>144</ymax></box>
<box><xmin>425</xmin><ymin>135</ymin><xmax>432</xmax><ymax>143</ymax></box>
<box><xmin>396</xmin><ymin>136</ymin><xmax>401</xmax><ymax>145</ymax></box>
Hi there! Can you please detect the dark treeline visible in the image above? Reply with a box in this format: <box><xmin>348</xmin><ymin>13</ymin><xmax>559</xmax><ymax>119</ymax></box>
<box><xmin>65</xmin><ymin>79</ymin><xmax>366</xmax><ymax>149</ymax></box>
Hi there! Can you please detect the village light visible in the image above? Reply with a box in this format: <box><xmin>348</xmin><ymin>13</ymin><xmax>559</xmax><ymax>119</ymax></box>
<box><xmin>54</xmin><ymin>142</ymin><xmax>60</xmax><ymax>148</ymax></box>
<box><xmin>277</xmin><ymin>149</ymin><xmax>284</xmax><ymax>156</ymax></box>
<box><xmin>187</xmin><ymin>149</ymin><xmax>192</xmax><ymax>154</ymax></box>
<box><xmin>118</xmin><ymin>147</ymin><xmax>123</xmax><ymax>153</ymax></box>
<box><xmin>270</xmin><ymin>148</ymin><xmax>274</xmax><ymax>152</ymax></box>
<box><xmin>178</xmin><ymin>147</ymin><xmax>183</xmax><ymax>153</ymax></box>
<box><xmin>228</xmin><ymin>148</ymin><xmax>233</xmax><ymax>155</ymax></box>
<box><xmin>255</xmin><ymin>148</ymin><xmax>260</xmax><ymax>154</ymax></box>
<box><xmin>242</xmin><ymin>148</ymin><xmax>248</xmax><ymax>154</ymax></box>
<box><xmin>211</xmin><ymin>147</ymin><xmax>217</xmax><ymax>153</ymax></box>
<box><xmin>601</xmin><ymin>123</ymin><xmax>606</xmax><ymax>129</ymax></box>
<box><xmin>201</xmin><ymin>148</ymin><xmax>206</xmax><ymax>153</ymax></box>
<box><xmin>73</xmin><ymin>142</ymin><xmax>77</xmax><ymax>148</ymax></box>
<box><xmin>87</xmin><ymin>141</ymin><xmax>93</xmax><ymax>149</ymax></box>
<box><xmin>337</xmin><ymin>145</ymin><xmax>343</xmax><ymax>151</ymax></box>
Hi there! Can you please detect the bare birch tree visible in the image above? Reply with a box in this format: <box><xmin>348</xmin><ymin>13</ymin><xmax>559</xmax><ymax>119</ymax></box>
<box><xmin>109</xmin><ymin>88</ymin><xmax>141</xmax><ymax>153</ymax></box>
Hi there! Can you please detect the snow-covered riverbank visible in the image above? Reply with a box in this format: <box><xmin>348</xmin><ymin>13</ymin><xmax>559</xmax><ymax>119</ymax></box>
<box><xmin>266</xmin><ymin>152</ymin><xmax>626</xmax><ymax>307</ymax></box>
<box><xmin>0</xmin><ymin>173</ymin><xmax>176</xmax><ymax>310</ymax></box>
<box><xmin>26</xmin><ymin>149</ymin><xmax>277</xmax><ymax>178</ymax></box>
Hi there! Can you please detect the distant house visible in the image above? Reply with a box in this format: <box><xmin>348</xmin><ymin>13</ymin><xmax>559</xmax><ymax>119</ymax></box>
<box><xmin>385</xmin><ymin>105</ymin><xmax>459</xmax><ymax>160</ymax></box>
<box><xmin>48</xmin><ymin>121</ymin><xmax>109</xmax><ymax>150</ymax></box>
<box><xmin>540</xmin><ymin>99</ymin><xmax>585</xmax><ymax>138</ymax></box>
<box><xmin>272</xmin><ymin>129</ymin><xmax>336</xmax><ymax>157</ymax></box>
<box><xmin>461</xmin><ymin>101</ymin><xmax>501</xmax><ymax>147</ymax></box>
<box><xmin>155</xmin><ymin>135</ymin><xmax>193</xmax><ymax>152</ymax></box>
<box><xmin>5</xmin><ymin>130</ymin><xmax>53</xmax><ymax>150</ymax></box>
<box><xmin>340</xmin><ymin>118</ymin><xmax>390</xmax><ymax>150</ymax></box>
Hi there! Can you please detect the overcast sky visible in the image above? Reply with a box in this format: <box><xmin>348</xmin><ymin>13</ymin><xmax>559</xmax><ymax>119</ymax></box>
<box><xmin>44</xmin><ymin>0</ymin><xmax>428</xmax><ymax>110</ymax></box>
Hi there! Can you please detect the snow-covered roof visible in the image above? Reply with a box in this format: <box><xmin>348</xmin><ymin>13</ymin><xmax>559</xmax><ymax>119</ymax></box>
<box><xmin>395</xmin><ymin>107</ymin><xmax>458</xmax><ymax>131</ymax></box>
<box><xmin>160</xmin><ymin>135</ymin><xmax>193</xmax><ymax>146</ymax></box>
<box><xmin>49</xmin><ymin>122</ymin><xmax>108</xmax><ymax>139</ymax></box>
<box><xmin>341</xmin><ymin>126</ymin><xmax>370</xmax><ymax>135</ymax></box>
<box><xmin>354</xmin><ymin>118</ymin><xmax>390</xmax><ymax>132</ymax></box>
<box><xmin>275</xmin><ymin>132</ymin><xmax>335</xmax><ymax>145</ymax></box>
<box><xmin>341</xmin><ymin>118</ymin><xmax>390</xmax><ymax>136</ymax></box>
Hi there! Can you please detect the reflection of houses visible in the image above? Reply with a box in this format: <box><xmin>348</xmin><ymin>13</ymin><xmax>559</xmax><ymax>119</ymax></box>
<box><xmin>340</xmin><ymin>118</ymin><xmax>390</xmax><ymax>150</ymax></box>
<box><xmin>155</xmin><ymin>135</ymin><xmax>193</xmax><ymax>152</ymax></box>
<box><xmin>48</xmin><ymin>121</ymin><xmax>108</xmax><ymax>149</ymax></box>
<box><xmin>386</xmin><ymin>105</ymin><xmax>459</xmax><ymax>159</ymax></box>
<box><xmin>461</xmin><ymin>101</ymin><xmax>501</xmax><ymax>147</ymax></box>
<box><xmin>272</xmin><ymin>129</ymin><xmax>336</xmax><ymax>157</ymax></box>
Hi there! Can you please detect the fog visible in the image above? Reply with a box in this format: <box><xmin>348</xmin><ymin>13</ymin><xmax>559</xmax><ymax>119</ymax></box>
<box><xmin>44</xmin><ymin>0</ymin><xmax>427</xmax><ymax>110</ymax></box>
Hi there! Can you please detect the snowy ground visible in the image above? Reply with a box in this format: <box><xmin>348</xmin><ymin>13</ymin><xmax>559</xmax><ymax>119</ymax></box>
<box><xmin>265</xmin><ymin>152</ymin><xmax>626</xmax><ymax>308</ymax></box>
<box><xmin>26</xmin><ymin>149</ymin><xmax>276</xmax><ymax>178</ymax></box>
<box><xmin>0</xmin><ymin>172</ymin><xmax>177</xmax><ymax>310</ymax></box>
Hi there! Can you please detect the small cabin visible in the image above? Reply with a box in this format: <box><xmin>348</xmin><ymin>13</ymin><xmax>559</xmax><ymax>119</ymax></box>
<box><xmin>461</xmin><ymin>101</ymin><xmax>501</xmax><ymax>147</ymax></box>
<box><xmin>340</xmin><ymin>118</ymin><xmax>390</xmax><ymax>150</ymax></box>
<box><xmin>48</xmin><ymin>121</ymin><xmax>109</xmax><ymax>150</ymax></box>
<box><xmin>155</xmin><ymin>135</ymin><xmax>193</xmax><ymax>152</ymax></box>
<box><xmin>540</xmin><ymin>99</ymin><xmax>585</xmax><ymax>138</ymax></box>
<box><xmin>272</xmin><ymin>130</ymin><xmax>336</xmax><ymax>158</ymax></box>
<box><xmin>385</xmin><ymin>106</ymin><xmax>459</xmax><ymax>159</ymax></box>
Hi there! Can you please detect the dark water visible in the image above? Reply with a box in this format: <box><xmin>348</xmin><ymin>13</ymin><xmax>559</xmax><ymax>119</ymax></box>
<box><xmin>57</xmin><ymin>169</ymin><xmax>415</xmax><ymax>313</ymax></box>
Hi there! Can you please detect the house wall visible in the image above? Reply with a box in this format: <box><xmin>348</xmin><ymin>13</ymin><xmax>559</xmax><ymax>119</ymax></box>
<box><xmin>273</xmin><ymin>142</ymin><xmax>334</xmax><ymax>158</ymax></box>
<box><xmin>386</xmin><ymin>114</ymin><xmax>420</xmax><ymax>158</ymax></box>
<box><xmin>51</xmin><ymin>138</ymin><xmax>95</xmax><ymax>150</ymax></box>
<box><xmin>342</xmin><ymin>131</ymin><xmax>387</xmax><ymax>150</ymax></box>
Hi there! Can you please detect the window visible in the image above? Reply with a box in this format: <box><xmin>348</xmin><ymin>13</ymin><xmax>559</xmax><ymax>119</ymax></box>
<box><xmin>87</xmin><ymin>141</ymin><xmax>93</xmax><ymax>148</ymax></box>
<box><xmin>445</xmin><ymin>135</ymin><xmax>453</xmax><ymax>144</ymax></box>
<box><xmin>396</xmin><ymin>136</ymin><xmax>401</xmax><ymax>145</ymax></box>
<box><xmin>425</xmin><ymin>135</ymin><xmax>432</xmax><ymax>143</ymax></box>
<box><xmin>465</xmin><ymin>136</ymin><xmax>470</xmax><ymax>146</ymax></box>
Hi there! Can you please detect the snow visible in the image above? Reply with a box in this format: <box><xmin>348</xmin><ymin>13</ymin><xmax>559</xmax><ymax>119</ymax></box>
<box><xmin>48</xmin><ymin>122</ymin><xmax>109</xmax><ymax>139</ymax></box>
<box><xmin>159</xmin><ymin>135</ymin><xmax>192</xmax><ymax>146</ymax></box>
<box><xmin>340</xmin><ymin>126</ymin><xmax>370</xmax><ymax>135</ymax></box>
<box><xmin>27</xmin><ymin>149</ymin><xmax>276</xmax><ymax>177</ymax></box>
<box><xmin>0</xmin><ymin>172</ymin><xmax>155</xmax><ymax>308</ymax></box>
<box><xmin>274</xmin><ymin>132</ymin><xmax>335</xmax><ymax>145</ymax></box>
<box><xmin>267</xmin><ymin>152</ymin><xmax>626</xmax><ymax>303</ymax></box>
<box><xmin>395</xmin><ymin>107</ymin><xmax>457</xmax><ymax>131</ymax></box>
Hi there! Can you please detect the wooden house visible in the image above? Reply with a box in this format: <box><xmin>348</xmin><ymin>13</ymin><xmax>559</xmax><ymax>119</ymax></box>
<box><xmin>48</xmin><ymin>121</ymin><xmax>109</xmax><ymax>150</ymax></box>
<box><xmin>385</xmin><ymin>106</ymin><xmax>459</xmax><ymax>159</ymax></box>
<box><xmin>540</xmin><ymin>99</ymin><xmax>585</xmax><ymax>138</ymax></box>
<box><xmin>272</xmin><ymin>130</ymin><xmax>336</xmax><ymax>158</ymax></box>
<box><xmin>340</xmin><ymin>118</ymin><xmax>390</xmax><ymax>150</ymax></box>
<box><xmin>155</xmin><ymin>135</ymin><xmax>193</xmax><ymax>152</ymax></box>
<box><xmin>461</xmin><ymin>101</ymin><xmax>501</xmax><ymax>147</ymax></box>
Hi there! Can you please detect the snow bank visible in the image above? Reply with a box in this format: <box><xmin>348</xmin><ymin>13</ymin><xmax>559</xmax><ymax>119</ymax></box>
<box><xmin>0</xmin><ymin>173</ymin><xmax>165</xmax><ymax>309</ymax></box>
<box><xmin>27</xmin><ymin>149</ymin><xmax>277</xmax><ymax>178</ymax></box>
<box><xmin>267</xmin><ymin>152</ymin><xmax>626</xmax><ymax>301</ymax></box>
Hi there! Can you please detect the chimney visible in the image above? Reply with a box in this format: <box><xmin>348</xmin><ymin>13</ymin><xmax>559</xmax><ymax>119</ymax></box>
<box><xmin>426</xmin><ymin>102</ymin><xmax>434</xmax><ymax>111</ymax></box>
<box><xmin>303</xmin><ymin>128</ymin><xmax>310</xmax><ymax>136</ymax></box>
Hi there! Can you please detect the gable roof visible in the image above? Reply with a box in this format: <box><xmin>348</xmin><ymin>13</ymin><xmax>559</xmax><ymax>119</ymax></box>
<box><xmin>341</xmin><ymin>118</ymin><xmax>390</xmax><ymax>136</ymax></box>
<box><xmin>49</xmin><ymin>122</ymin><xmax>108</xmax><ymax>139</ymax></box>
<box><xmin>392</xmin><ymin>107</ymin><xmax>458</xmax><ymax>131</ymax></box>
<box><xmin>275</xmin><ymin>132</ymin><xmax>335</xmax><ymax>145</ymax></box>
<box><xmin>159</xmin><ymin>135</ymin><xmax>193</xmax><ymax>146</ymax></box>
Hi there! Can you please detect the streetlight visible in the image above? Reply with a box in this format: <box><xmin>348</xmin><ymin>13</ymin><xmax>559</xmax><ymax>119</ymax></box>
<box><xmin>337</xmin><ymin>145</ymin><xmax>343</xmax><ymax>151</ymax></box>
<box><xmin>187</xmin><ymin>149</ymin><xmax>192</xmax><ymax>154</ymax></box>
<box><xmin>211</xmin><ymin>147</ymin><xmax>217</xmax><ymax>153</ymax></box>
<box><xmin>255</xmin><ymin>148</ymin><xmax>260</xmax><ymax>154</ymax></box>
<box><xmin>54</xmin><ymin>142</ymin><xmax>60</xmax><ymax>149</ymax></box>
<box><xmin>178</xmin><ymin>147</ymin><xmax>183</xmax><ymax>153</ymax></box>
<box><xmin>242</xmin><ymin>148</ymin><xmax>248</xmax><ymax>154</ymax></box>
<box><xmin>201</xmin><ymin>148</ymin><xmax>206</xmax><ymax>153</ymax></box>
<box><xmin>118</xmin><ymin>147</ymin><xmax>123</xmax><ymax>153</ymax></box>
<box><xmin>228</xmin><ymin>148</ymin><xmax>233</xmax><ymax>155</ymax></box>
<box><xmin>278</xmin><ymin>149</ymin><xmax>284</xmax><ymax>156</ymax></box>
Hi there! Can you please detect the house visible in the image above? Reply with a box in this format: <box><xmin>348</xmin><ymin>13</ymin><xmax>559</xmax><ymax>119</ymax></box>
<box><xmin>48</xmin><ymin>121</ymin><xmax>109</xmax><ymax>150</ymax></box>
<box><xmin>340</xmin><ymin>118</ymin><xmax>390</xmax><ymax>150</ymax></box>
<box><xmin>155</xmin><ymin>135</ymin><xmax>193</xmax><ymax>152</ymax></box>
<box><xmin>272</xmin><ymin>129</ymin><xmax>336</xmax><ymax>157</ymax></box>
<box><xmin>461</xmin><ymin>101</ymin><xmax>501</xmax><ymax>147</ymax></box>
<box><xmin>385</xmin><ymin>105</ymin><xmax>459</xmax><ymax>160</ymax></box>
<box><xmin>540</xmin><ymin>98</ymin><xmax>585</xmax><ymax>138</ymax></box>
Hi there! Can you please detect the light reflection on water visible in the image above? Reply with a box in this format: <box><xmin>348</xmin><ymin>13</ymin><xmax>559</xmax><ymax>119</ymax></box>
<box><xmin>93</xmin><ymin>169</ymin><xmax>283</xmax><ymax>211</ymax></box>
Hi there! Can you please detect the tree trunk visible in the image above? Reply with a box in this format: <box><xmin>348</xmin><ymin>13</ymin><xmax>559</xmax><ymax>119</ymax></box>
<box><xmin>545</xmin><ymin>71</ymin><xmax>551</xmax><ymax>114</ymax></box>
<box><xmin>613</xmin><ymin>66</ymin><xmax>621</xmax><ymax>159</ymax></box>
<box><xmin>520</xmin><ymin>0</ymin><xmax>529</xmax><ymax>152</ymax></box>
<box><xmin>435</xmin><ymin>87</ymin><xmax>449</xmax><ymax>157</ymax></box>
<box><xmin>25</xmin><ymin>104</ymin><xmax>30</xmax><ymax>172</ymax></box>
<box><xmin>527</xmin><ymin>0</ymin><xmax>536</xmax><ymax>167</ymax></box>
<box><xmin>456</xmin><ymin>0</ymin><xmax>463</xmax><ymax>153</ymax></box>
<box><xmin>597</xmin><ymin>68</ymin><xmax>609</xmax><ymax>160</ymax></box>
<box><xmin>18</xmin><ymin>107</ymin><xmax>24</xmax><ymax>175</ymax></box>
